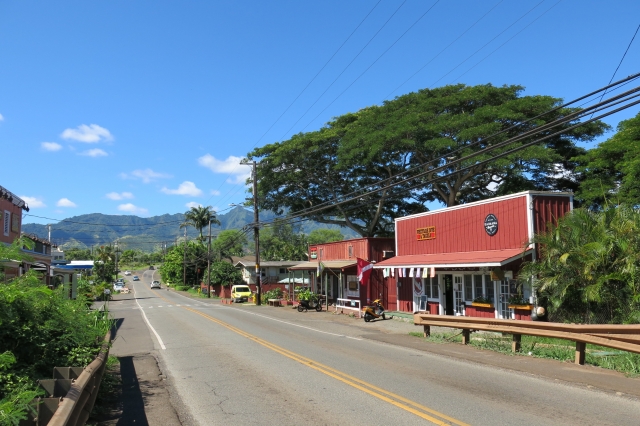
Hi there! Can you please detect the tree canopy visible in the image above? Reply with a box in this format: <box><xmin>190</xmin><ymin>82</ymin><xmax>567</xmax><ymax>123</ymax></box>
<box><xmin>213</xmin><ymin>230</ymin><xmax>248</xmax><ymax>261</ymax></box>
<box><xmin>248</xmin><ymin>83</ymin><xmax>606</xmax><ymax>237</ymax></box>
<box><xmin>575</xmin><ymin>112</ymin><xmax>640</xmax><ymax>209</ymax></box>
<box><xmin>307</xmin><ymin>228</ymin><xmax>344</xmax><ymax>245</ymax></box>
<box><xmin>260</xmin><ymin>220</ymin><xmax>308</xmax><ymax>261</ymax></box>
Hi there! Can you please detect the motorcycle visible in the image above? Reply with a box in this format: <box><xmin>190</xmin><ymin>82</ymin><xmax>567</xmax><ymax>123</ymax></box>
<box><xmin>297</xmin><ymin>296</ymin><xmax>323</xmax><ymax>312</ymax></box>
<box><xmin>363</xmin><ymin>299</ymin><xmax>386</xmax><ymax>322</ymax></box>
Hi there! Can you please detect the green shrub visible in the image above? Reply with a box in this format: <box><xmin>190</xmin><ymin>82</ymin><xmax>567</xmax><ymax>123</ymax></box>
<box><xmin>175</xmin><ymin>286</ymin><xmax>191</xmax><ymax>291</ymax></box>
<box><xmin>0</xmin><ymin>270</ymin><xmax>111</xmax><ymax>421</ymax></box>
<box><xmin>261</xmin><ymin>288</ymin><xmax>282</xmax><ymax>304</ymax></box>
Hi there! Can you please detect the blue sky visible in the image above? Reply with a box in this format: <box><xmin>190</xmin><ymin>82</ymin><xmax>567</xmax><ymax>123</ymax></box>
<box><xmin>1</xmin><ymin>0</ymin><xmax>639</xmax><ymax>225</ymax></box>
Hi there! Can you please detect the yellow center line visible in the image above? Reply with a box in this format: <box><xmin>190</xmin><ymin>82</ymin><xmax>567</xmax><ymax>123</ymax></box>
<box><xmin>151</xmin><ymin>290</ymin><xmax>469</xmax><ymax>426</ymax></box>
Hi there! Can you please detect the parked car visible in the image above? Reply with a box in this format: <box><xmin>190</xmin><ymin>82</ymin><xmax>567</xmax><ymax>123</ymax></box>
<box><xmin>231</xmin><ymin>285</ymin><xmax>252</xmax><ymax>303</ymax></box>
<box><xmin>124</xmin><ymin>270</ymin><xmax>131</xmax><ymax>276</ymax></box>
<box><xmin>132</xmin><ymin>276</ymin><xmax>140</xmax><ymax>281</ymax></box>
<box><xmin>151</xmin><ymin>280</ymin><xmax>161</xmax><ymax>289</ymax></box>
<box><xmin>113</xmin><ymin>283</ymin><xmax>125</xmax><ymax>292</ymax></box>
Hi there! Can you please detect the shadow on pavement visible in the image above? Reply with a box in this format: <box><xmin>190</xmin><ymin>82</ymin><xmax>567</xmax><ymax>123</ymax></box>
<box><xmin>117</xmin><ymin>356</ymin><xmax>149</xmax><ymax>426</ymax></box>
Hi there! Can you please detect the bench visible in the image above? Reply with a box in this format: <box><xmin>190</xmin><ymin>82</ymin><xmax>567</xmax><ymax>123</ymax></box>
<box><xmin>267</xmin><ymin>299</ymin><xmax>281</xmax><ymax>307</ymax></box>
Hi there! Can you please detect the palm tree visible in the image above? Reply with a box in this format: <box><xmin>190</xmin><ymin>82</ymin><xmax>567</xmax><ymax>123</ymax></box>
<box><xmin>521</xmin><ymin>205</ymin><xmax>640</xmax><ymax>323</ymax></box>
<box><xmin>180</xmin><ymin>205</ymin><xmax>221</xmax><ymax>241</ymax></box>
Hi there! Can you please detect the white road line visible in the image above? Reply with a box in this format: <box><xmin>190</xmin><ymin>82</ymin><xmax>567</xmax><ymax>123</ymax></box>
<box><xmin>157</xmin><ymin>305</ymin><xmax>163</xmax><ymax>308</ymax></box>
<box><xmin>134</xmin><ymin>296</ymin><xmax>166</xmax><ymax>350</ymax></box>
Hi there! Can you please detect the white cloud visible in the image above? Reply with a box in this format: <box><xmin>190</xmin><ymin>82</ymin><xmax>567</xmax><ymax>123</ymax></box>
<box><xmin>210</xmin><ymin>189</ymin><xmax>221</xmax><ymax>196</ymax></box>
<box><xmin>80</xmin><ymin>148</ymin><xmax>108</xmax><ymax>157</ymax></box>
<box><xmin>185</xmin><ymin>201</ymin><xmax>202</xmax><ymax>208</ymax></box>
<box><xmin>120</xmin><ymin>168</ymin><xmax>172</xmax><ymax>183</ymax></box>
<box><xmin>106</xmin><ymin>191</ymin><xmax>134</xmax><ymax>200</ymax></box>
<box><xmin>61</xmin><ymin>124</ymin><xmax>113</xmax><ymax>143</ymax></box>
<box><xmin>0</xmin><ymin>113</ymin><xmax>4</xmax><ymax>121</ymax></box>
<box><xmin>198</xmin><ymin>154</ymin><xmax>251</xmax><ymax>184</ymax></box>
<box><xmin>20</xmin><ymin>196</ymin><xmax>46</xmax><ymax>208</ymax></box>
<box><xmin>118</xmin><ymin>203</ymin><xmax>149</xmax><ymax>215</ymax></box>
<box><xmin>161</xmin><ymin>181</ymin><xmax>203</xmax><ymax>197</ymax></box>
<box><xmin>57</xmin><ymin>198</ymin><xmax>77</xmax><ymax>208</ymax></box>
<box><xmin>41</xmin><ymin>142</ymin><xmax>63</xmax><ymax>151</ymax></box>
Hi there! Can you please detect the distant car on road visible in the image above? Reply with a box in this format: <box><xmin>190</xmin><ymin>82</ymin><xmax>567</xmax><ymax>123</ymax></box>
<box><xmin>124</xmin><ymin>271</ymin><xmax>131</xmax><ymax>276</ymax></box>
<box><xmin>132</xmin><ymin>276</ymin><xmax>140</xmax><ymax>281</ymax></box>
<box><xmin>151</xmin><ymin>280</ymin><xmax>161</xmax><ymax>289</ymax></box>
<box><xmin>149</xmin><ymin>265</ymin><xmax>155</xmax><ymax>270</ymax></box>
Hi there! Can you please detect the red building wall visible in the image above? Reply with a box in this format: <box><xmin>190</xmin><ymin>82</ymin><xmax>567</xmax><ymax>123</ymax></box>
<box><xmin>310</xmin><ymin>238</ymin><xmax>395</xmax><ymax>309</ymax></box>
<box><xmin>0</xmin><ymin>198</ymin><xmax>22</xmax><ymax>245</ymax></box>
<box><xmin>532</xmin><ymin>196</ymin><xmax>572</xmax><ymax>234</ymax></box>
<box><xmin>395</xmin><ymin>196</ymin><xmax>529</xmax><ymax>256</ymax></box>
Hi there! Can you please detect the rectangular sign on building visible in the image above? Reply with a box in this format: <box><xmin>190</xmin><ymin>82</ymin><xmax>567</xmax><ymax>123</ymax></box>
<box><xmin>416</xmin><ymin>226</ymin><xmax>436</xmax><ymax>241</ymax></box>
<box><xmin>3</xmin><ymin>211</ymin><xmax>10</xmax><ymax>237</ymax></box>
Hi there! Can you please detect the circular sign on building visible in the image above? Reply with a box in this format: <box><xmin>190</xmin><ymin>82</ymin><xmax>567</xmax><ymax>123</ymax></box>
<box><xmin>484</xmin><ymin>214</ymin><xmax>498</xmax><ymax>236</ymax></box>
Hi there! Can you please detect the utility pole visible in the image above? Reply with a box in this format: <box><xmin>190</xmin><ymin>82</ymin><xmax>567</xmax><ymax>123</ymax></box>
<box><xmin>114</xmin><ymin>240</ymin><xmax>119</xmax><ymax>282</ymax></box>
<box><xmin>183</xmin><ymin>227</ymin><xmax>187</xmax><ymax>287</ymax></box>
<box><xmin>252</xmin><ymin>160</ymin><xmax>262</xmax><ymax>306</ymax></box>
<box><xmin>207</xmin><ymin>221</ymin><xmax>212</xmax><ymax>298</ymax></box>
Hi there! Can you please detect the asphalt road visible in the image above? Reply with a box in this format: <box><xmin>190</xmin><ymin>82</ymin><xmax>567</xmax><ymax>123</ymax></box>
<box><xmin>107</xmin><ymin>270</ymin><xmax>640</xmax><ymax>426</ymax></box>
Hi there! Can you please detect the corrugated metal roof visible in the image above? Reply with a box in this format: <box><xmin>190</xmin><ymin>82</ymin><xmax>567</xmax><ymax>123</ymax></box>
<box><xmin>373</xmin><ymin>248</ymin><xmax>532</xmax><ymax>268</ymax></box>
<box><xmin>288</xmin><ymin>260</ymin><xmax>356</xmax><ymax>270</ymax></box>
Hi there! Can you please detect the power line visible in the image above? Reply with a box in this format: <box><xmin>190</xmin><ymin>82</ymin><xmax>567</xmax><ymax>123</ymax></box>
<box><xmin>384</xmin><ymin>0</ymin><xmax>504</xmax><ymax>99</ymax></box>
<box><xmin>206</xmin><ymin>0</ymin><xmax>385</xmax><ymax>208</ymax></box>
<box><xmin>255</xmin><ymin>82</ymin><xmax>640</xmax><ymax>228</ymax></box>
<box><xmin>250</xmin><ymin>72</ymin><xmax>640</xmax><ymax>226</ymax></box>
<box><xmin>299</xmin><ymin>0</ymin><xmax>441</xmax><ymax>133</ymax></box>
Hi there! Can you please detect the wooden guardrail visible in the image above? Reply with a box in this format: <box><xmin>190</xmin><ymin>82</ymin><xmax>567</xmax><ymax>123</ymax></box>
<box><xmin>21</xmin><ymin>330</ymin><xmax>112</xmax><ymax>426</ymax></box>
<box><xmin>414</xmin><ymin>313</ymin><xmax>640</xmax><ymax>365</ymax></box>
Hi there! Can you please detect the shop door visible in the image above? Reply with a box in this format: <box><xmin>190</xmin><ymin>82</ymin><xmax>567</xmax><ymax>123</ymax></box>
<box><xmin>499</xmin><ymin>280</ymin><xmax>510</xmax><ymax>319</ymax></box>
<box><xmin>443</xmin><ymin>275</ymin><xmax>454</xmax><ymax>315</ymax></box>
<box><xmin>453</xmin><ymin>275</ymin><xmax>464</xmax><ymax>315</ymax></box>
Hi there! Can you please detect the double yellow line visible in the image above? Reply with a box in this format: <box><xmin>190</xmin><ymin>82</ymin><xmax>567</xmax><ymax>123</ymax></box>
<box><xmin>154</xmin><ymin>292</ymin><xmax>468</xmax><ymax>425</ymax></box>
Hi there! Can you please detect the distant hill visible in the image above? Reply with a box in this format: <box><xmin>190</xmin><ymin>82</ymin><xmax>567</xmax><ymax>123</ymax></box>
<box><xmin>22</xmin><ymin>207</ymin><xmax>358</xmax><ymax>251</ymax></box>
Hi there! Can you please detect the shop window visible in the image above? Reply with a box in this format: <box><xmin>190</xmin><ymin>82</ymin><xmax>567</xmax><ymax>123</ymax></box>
<box><xmin>424</xmin><ymin>279</ymin><xmax>431</xmax><ymax>298</ymax></box>
<box><xmin>348</xmin><ymin>246</ymin><xmax>353</xmax><ymax>258</ymax></box>
<box><xmin>431</xmin><ymin>276</ymin><xmax>439</xmax><ymax>298</ymax></box>
<box><xmin>473</xmin><ymin>274</ymin><xmax>483</xmax><ymax>299</ymax></box>
<box><xmin>464</xmin><ymin>275</ymin><xmax>473</xmax><ymax>301</ymax></box>
<box><xmin>484</xmin><ymin>274</ymin><xmax>495</xmax><ymax>302</ymax></box>
<box><xmin>346</xmin><ymin>275</ymin><xmax>359</xmax><ymax>297</ymax></box>
<box><xmin>279</xmin><ymin>268</ymin><xmax>285</xmax><ymax>274</ymax></box>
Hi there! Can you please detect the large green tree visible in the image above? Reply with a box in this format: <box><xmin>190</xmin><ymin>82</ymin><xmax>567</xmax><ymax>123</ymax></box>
<box><xmin>213</xmin><ymin>230</ymin><xmax>248</xmax><ymax>261</ymax></box>
<box><xmin>260</xmin><ymin>220</ymin><xmax>308</xmax><ymax>261</ymax></box>
<box><xmin>249</xmin><ymin>84</ymin><xmax>607</xmax><ymax>237</ymax></box>
<box><xmin>203</xmin><ymin>261</ymin><xmax>243</xmax><ymax>287</ymax></box>
<box><xmin>159</xmin><ymin>241</ymin><xmax>210</xmax><ymax>286</ymax></box>
<box><xmin>307</xmin><ymin>228</ymin><xmax>344</xmax><ymax>245</ymax></box>
<box><xmin>338</xmin><ymin>84</ymin><xmax>606</xmax><ymax>207</ymax></box>
<box><xmin>575</xmin><ymin>112</ymin><xmax>640</xmax><ymax>209</ymax></box>
<box><xmin>93</xmin><ymin>245</ymin><xmax>115</xmax><ymax>283</ymax></box>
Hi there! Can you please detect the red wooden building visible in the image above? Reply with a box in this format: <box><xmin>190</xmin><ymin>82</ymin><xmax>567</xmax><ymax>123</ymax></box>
<box><xmin>289</xmin><ymin>237</ymin><xmax>395</xmax><ymax>309</ymax></box>
<box><xmin>375</xmin><ymin>191</ymin><xmax>573</xmax><ymax>319</ymax></box>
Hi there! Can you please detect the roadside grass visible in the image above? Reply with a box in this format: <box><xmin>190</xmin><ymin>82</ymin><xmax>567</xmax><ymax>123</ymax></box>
<box><xmin>408</xmin><ymin>330</ymin><xmax>640</xmax><ymax>377</ymax></box>
<box><xmin>89</xmin><ymin>355</ymin><xmax>122</xmax><ymax>422</ymax></box>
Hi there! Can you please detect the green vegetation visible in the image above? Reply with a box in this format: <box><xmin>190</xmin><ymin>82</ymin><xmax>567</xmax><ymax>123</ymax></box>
<box><xmin>202</xmin><ymin>261</ymin><xmax>243</xmax><ymax>288</ymax></box>
<box><xmin>261</xmin><ymin>288</ymin><xmax>283</xmax><ymax>304</ymax></box>
<box><xmin>213</xmin><ymin>230</ymin><xmax>247</xmax><ymax>261</ymax></box>
<box><xmin>521</xmin><ymin>204</ymin><xmax>640</xmax><ymax>324</ymax></box>
<box><xmin>307</xmin><ymin>228</ymin><xmax>344</xmax><ymax>245</ymax></box>
<box><xmin>180</xmin><ymin>205</ymin><xmax>220</xmax><ymax>241</ymax></box>
<box><xmin>0</xmin><ymin>238</ymin><xmax>112</xmax><ymax>424</ymax></box>
<box><xmin>575</xmin><ymin>112</ymin><xmax>640</xmax><ymax>209</ymax></box>
<box><xmin>260</xmin><ymin>220</ymin><xmax>308</xmax><ymax>261</ymax></box>
<box><xmin>249</xmin><ymin>83</ymin><xmax>606</xmax><ymax>237</ymax></box>
<box><xmin>409</xmin><ymin>331</ymin><xmax>640</xmax><ymax>376</ymax></box>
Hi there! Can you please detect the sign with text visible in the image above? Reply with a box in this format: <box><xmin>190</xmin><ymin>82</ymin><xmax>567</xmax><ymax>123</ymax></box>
<box><xmin>416</xmin><ymin>226</ymin><xmax>436</xmax><ymax>241</ymax></box>
<box><xmin>310</xmin><ymin>247</ymin><xmax>317</xmax><ymax>259</ymax></box>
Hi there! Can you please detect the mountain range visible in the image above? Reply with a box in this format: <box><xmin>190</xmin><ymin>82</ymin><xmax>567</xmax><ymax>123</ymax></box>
<box><xmin>22</xmin><ymin>207</ymin><xmax>357</xmax><ymax>252</ymax></box>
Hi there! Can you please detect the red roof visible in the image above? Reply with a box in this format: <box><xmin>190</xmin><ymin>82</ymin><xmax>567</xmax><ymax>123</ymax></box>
<box><xmin>373</xmin><ymin>248</ymin><xmax>531</xmax><ymax>268</ymax></box>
